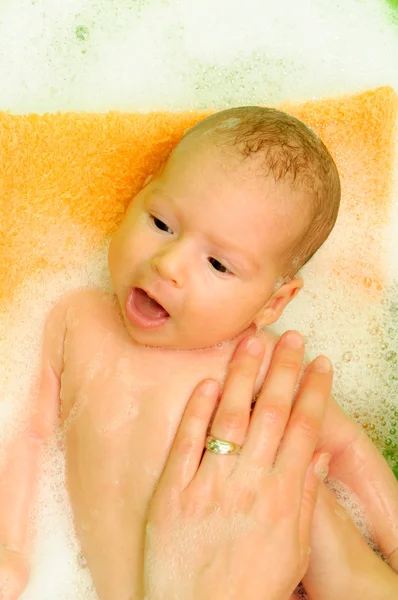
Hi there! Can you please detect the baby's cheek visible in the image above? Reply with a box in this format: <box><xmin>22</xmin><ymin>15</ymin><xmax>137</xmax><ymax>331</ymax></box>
<box><xmin>108</xmin><ymin>235</ymin><xmax>123</xmax><ymax>280</ymax></box>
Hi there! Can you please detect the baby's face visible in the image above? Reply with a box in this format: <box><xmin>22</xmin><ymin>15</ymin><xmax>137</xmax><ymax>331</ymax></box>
<box><xmin>109</xmin><ymin>141</ymin><xmax>303</xmax><ymax>349</ymax></box>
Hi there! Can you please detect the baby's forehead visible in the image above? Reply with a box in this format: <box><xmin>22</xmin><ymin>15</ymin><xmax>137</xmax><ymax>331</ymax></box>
<box><xmin>168</xmin><ymin>133</ymin><xmax>308</xmax><ymax>221</ymax></box>
<box><xmin>170</xmin><ymin>142</ymin><xmax>302</xmax><ymax>213</ymax></box>
<box><xmin>172</xmin><ymin>137</ymin><xmax>257</xmax><ymax>185</ymax></box>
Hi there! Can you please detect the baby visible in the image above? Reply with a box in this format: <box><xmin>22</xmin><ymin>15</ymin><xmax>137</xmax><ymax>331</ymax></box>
<box><xmin>0</xmin><ymin>106</ymin><xmax>342</xmax><ymax>600</ymax></box>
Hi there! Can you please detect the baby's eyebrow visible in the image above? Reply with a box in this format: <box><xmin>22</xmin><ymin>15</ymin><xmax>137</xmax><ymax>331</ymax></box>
<box><xmin>145</xmin><ymin>187</ymin><xmax>171</xmax><ymax>204</ymax></box>
<box><xmin>145</xmin><ymin>188</ymin><xmax>180</xmax><ymax>213</ymax></box>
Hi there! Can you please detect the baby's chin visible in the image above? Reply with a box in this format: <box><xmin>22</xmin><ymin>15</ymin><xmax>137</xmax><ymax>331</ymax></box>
<box><xmin>118</xmin><ymin>292</ymin><xmax>257</xmax><ymax>350</ymax></box>
<box><xmin>122</xmin><ymin>316</ymin><xmax>232</xmax><ymax>352</ymax></box>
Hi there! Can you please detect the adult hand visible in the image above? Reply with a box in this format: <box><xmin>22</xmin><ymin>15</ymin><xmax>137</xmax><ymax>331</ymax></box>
<box><xmin>144</xmin><ymin>331</ymin><xmax>333</xmax><ymax>600</ymax></box>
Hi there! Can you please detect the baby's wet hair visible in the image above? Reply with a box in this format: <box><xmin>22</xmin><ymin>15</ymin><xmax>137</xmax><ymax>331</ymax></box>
<box><xmin>183</xmin><ymin>106</ymin><xmax>341</xmax><ymax>278</ymax></box>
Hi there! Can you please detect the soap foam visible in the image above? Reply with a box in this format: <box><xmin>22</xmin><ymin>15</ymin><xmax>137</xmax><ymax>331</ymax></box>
<box><xmin>0</xmin><ymin>0</ymin><xmax>397</xmax><ymax>114</ymax></box>
<box><xmin>0</xmin><ymin>1</ymin><xmax>397</xmax><ymax>598</ymax></box>
<box><xmin>145</xmin><ymin>501</ymin><xmax>258</xmax><ymax>600</ymax></box>
<box><xmin>325</xmin><ymin>476</ymin><xmax>376</xmax><ymax>549</ymax></box>
<box><xmin>0</xmin><ymin>243</ymin><xmax>109</xmax><ymax>600</ymax></box>
<box><xmin>21</xmin><ymin>435</ymin><xmax>98</xmax><ymax>600</ymax></box>
<box><xmin>276</xmin><ymin>125</ymin><xmax>398</xmax><ymax>462</ymax></box>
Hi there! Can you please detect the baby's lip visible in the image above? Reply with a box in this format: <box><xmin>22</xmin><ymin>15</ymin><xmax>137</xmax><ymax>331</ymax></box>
<box><xmin>141</xmin><ymin>287</ymin><xmax>170</xmax><ymax>316</ymax></box>
<box><xmin>125</xmin><ymin>286</ymin><xmax>170</xmax><ymax>330</ymax></box>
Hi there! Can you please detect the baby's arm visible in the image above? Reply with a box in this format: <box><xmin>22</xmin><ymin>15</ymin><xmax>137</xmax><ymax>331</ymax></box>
<box><xmin>302</xmin><ymin>479</ymin><xmax>398</xmax><ymax>600</ymax></box>
<box><xmin>301</xmin><ymin>402</ymin><xmax>398</xmax><ymax>600</ymax></box>
<box><xmin>315</xmin><ymin>396</ymin><xmax>398</xmax><ymax>565</ymax></box>
<box><xmin>0</xmin><ymin>301</ymin><xmax>67</xmax><ymax>599</ymax></box>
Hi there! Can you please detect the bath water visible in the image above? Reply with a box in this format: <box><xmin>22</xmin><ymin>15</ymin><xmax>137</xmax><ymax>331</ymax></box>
<box><xmin>0</xmin><ymin>0</ymin><xmax>397</xmax><ymax>598</ymax></box>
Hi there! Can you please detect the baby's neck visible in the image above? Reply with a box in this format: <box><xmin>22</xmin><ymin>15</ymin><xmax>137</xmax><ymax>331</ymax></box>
<box><xmin>140</xmin><ymin>323</ymin><xmax>262</xmax><ymax>358</ymax></box>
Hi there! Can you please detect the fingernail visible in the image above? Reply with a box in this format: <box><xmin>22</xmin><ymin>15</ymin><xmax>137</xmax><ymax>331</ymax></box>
<box><xmin>202</xmin><ymin>380</ymin><xmax>218</xmax><ymax>396</ymax></box>
<box><xmin>284</xmin><ymin>331</ymin><xmax>304</xmax><ymax>349</ymax></box>
<box><xmin>314</xmin><ymin>453</ymin><xmax>331</xmax><ymax>481</ymax></box>
<box><xmin>313</xmin><ymin>355</ymin><xmax>332</xmax><ymax>373</ymax></box>
<box><xmin>246</xmin><ymin>337</ymin><xmax>263</xmax><ymax>356</ymax></box>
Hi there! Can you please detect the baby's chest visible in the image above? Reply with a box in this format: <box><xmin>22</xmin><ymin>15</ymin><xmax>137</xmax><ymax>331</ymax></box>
<box><xmin>59</xmin><ymin>340</ymin><xmax>224</xmax><ymax>474</ymax></box>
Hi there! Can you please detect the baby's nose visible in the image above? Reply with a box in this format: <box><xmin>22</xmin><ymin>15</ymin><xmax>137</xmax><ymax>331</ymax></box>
<box><xmin>151</xmin><ymin>244</ymin><xmax>186</xmax><ymax>287</ymax></box>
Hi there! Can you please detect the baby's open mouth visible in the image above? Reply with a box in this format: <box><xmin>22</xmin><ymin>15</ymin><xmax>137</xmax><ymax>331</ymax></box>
<box><xmin>125</xmin><ymin>287</ymin><xmax>170</xmax><ymax>329</ymax></box>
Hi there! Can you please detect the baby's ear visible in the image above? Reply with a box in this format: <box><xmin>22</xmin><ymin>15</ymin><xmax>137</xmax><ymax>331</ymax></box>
<box><xmin>254</xmin><ymin>277</ymin><xmax>303</xmax><ymax>327</ymax></box>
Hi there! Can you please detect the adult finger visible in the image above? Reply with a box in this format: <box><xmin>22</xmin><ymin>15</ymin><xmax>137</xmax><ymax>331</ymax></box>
<box><xmin>298</xmin><ymin>452</ymin><xmax>331</xmax><ymax>557</ymax></box>
<box><xmin>276</xmin><ymin>355</ymin><xmax>333</xmax><ymax>480</ymax></box>
<box><xmin>155</xmin><ymin>379</ymin><xmax>219</xmax><ymax>494</ymax></box>
<box><xmin>238</xmin><ymin>331</ymin><xmax>305</xmax><ymax>469</ymax></box>
<box><xmin>199</xmin><ymin>336</ymin><xmax>265</xmax><ymax>477</ymax></box>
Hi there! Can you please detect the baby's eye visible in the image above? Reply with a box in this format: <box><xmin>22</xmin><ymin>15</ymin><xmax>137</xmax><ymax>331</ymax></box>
<box><xmin>208</xmin><ymin>257</ymin><xmax>232</xmax><ymax>275</ymax></box>
<box><xmin>151</xmin><ymin>216</ymin><xmax>173</xmax><ymax>234</ymax></box>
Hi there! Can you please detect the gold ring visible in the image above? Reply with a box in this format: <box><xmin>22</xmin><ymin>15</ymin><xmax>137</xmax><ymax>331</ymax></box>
<box><xmin>205</xmin><ymin>434</ymin><xmax>241</xmax><ymax>455</ymax></box>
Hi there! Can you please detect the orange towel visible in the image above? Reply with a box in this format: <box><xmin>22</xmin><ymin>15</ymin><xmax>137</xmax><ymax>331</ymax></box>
<box><xmin>0</xmin><ymin>87</ymin><xmax>396</xmax><ymax>312</ymax></box>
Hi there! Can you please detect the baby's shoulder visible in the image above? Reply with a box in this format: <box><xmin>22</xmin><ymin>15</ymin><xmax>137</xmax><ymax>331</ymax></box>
<box><xmin>46</xmin><ymin>289</ymin><xmax>127</xmax><ymax>372</ymax></box>
<box><xmin>48</xmin><ymin>288</ymin><xmax>115</xmax><ymax>319</ymax></box>
<box><xmin>39</xmin><ymin>289</ymin><xmax>114</xmax><ymax>377</ymax></box>
<box><xmin>45</xmin><ymin>288</ymin><xmax>119</xmax><ymax>340</ymax></box>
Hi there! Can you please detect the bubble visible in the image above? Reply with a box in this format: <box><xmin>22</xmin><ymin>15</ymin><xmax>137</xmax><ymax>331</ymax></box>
<box><xmin>342</xmin><ymin>351</ymin><xmax>353</xmax><ymax>363</ymax></box>
<box><xmin>76</xmin><ymin>26</ymin><xmax>90</xmax><ymax>41</ymax></box>
<box><xmin>325</xmin><ymin>477</ymin><xmax>375</xmax><ymax>548</ymax></box>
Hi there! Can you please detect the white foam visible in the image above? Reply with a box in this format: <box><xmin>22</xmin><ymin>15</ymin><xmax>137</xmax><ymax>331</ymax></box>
<box><xmin>0</xmin><ymin>0</ymin><xmax>396</xmax><ymax>113</ymax></box>
<box><xmin>0</xmin><ymin>242</ymin><xmax>109</xmax><ymax>599</ymax></box>
<box><xmin>20</xmin><ymin>436</ymin><xmax>98</xmax><ymax>600</ymax></box>
<box><xmin>0</xmin><ymin>1</ymin><xmax>397</xmax><ymax>598</ymax></box>
<box><xmin>325</xmin><ymin>476</ymin><xmax>376</xmax><ymax>549</ymax></box>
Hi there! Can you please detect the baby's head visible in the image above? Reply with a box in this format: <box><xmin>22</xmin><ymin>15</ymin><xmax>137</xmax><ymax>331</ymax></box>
<box><xmin>109</xmin><ymin>106</ymin><xmax>340</xmax><ymax>349</ymax></box>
